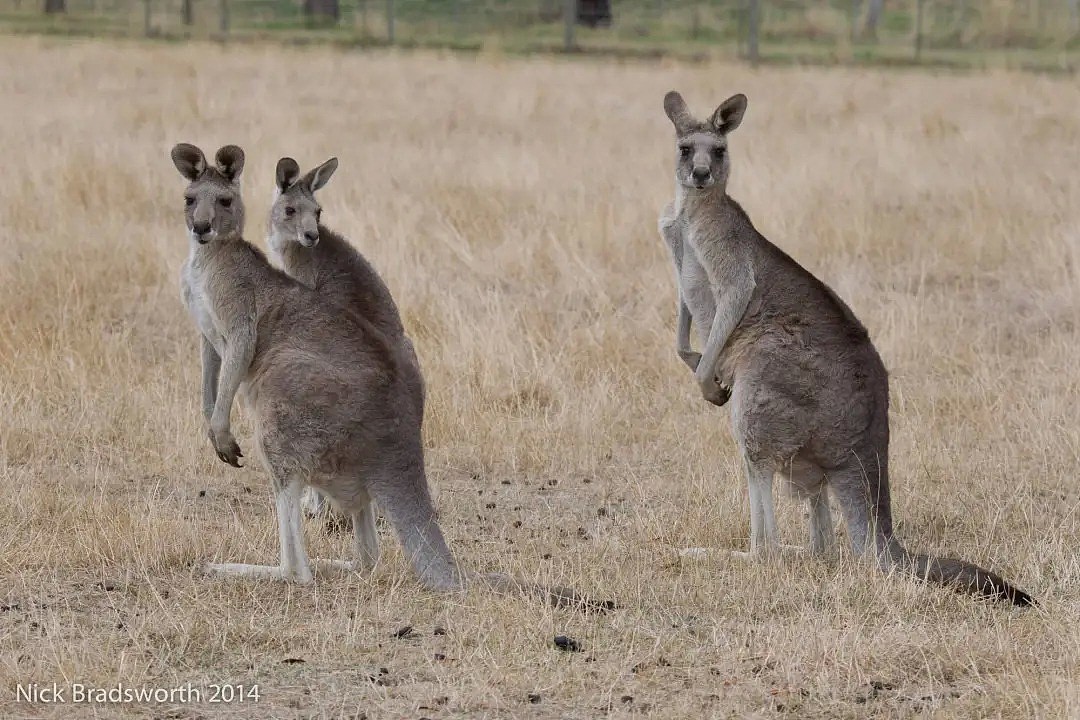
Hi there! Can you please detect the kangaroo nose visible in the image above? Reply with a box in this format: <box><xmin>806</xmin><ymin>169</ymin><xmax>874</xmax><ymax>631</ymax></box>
<box><xmin>192</xmin><ymin>220</ymin><xmax>211</xmax><ymax>236</ymax></box>
<box><xmin>692</xmin><ymin>167</ymin><xmax>711</xmax><ymax>182</ymax></box>
<box><xmin>303</xmin><ymin>230</ymin><xmax>319</xmax><ymax>244</ymax></box>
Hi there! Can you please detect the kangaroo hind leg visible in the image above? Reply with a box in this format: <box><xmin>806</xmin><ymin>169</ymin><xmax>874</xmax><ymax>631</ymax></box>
<box><xmin>679</xmin><ymin>457</ymin><xmax>800</xmax><ymax>562</ymax></box>
<box><xmin>781</xmin><ymin>458</ymin><xmax>833</xmax><ymax>556</ymax></box>
<box><xmin>352</xmin><ymin>494</ymin><xmax>380</xmax><ymax>571</ymax></box>
<box><xmin>808</xmin><ymin>488</ymin><xmax>834</xmax><ymax>555</ymax></box>
<box><xmin>206</xmin><ymin>472</ymin><xmax>314</xmax><ymax>584</ymax></box>
<box><xmin>312</xmin><ymin>489</ymin><xmax>381</xmax><ymax>576</ymax></box>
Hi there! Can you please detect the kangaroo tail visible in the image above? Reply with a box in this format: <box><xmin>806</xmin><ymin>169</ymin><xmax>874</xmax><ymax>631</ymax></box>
<box><xmin>469</xmin><ymin>571</ymin><xmax>617</xmax><ymax>613</ymax></box>
<box><xmin>369</xmin><ymin>471</ymin><xmax>466</xmax><ymax>593</ymax></box>
<box><xmin>370</xmin><ymin>471</ymin><xmax>615</xmax><ymax>609</ymax></box>
<box><xmin>392</xmin><ymin>513</ymin><xmax>465</xmax><ymax>593</ymax></box>
<box><xmin>880</xmin><ymin>537</ymin><xmax>1035</xmax><ymax>607</ymax></box>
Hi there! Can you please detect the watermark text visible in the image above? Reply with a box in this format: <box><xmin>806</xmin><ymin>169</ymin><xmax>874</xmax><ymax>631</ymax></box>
<box><xmin>15</xmin><ymin>682</ymin><xmax>260</xmax><ymax>704</ymax></box>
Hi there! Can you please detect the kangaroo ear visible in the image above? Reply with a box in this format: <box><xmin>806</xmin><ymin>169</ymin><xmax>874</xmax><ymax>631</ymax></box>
<box><xmin>663</xmin><ymin>91</ymin><xmax>695</xmax><ymax>135</ymax></box>
<box><xmin>214</xmin><ymin>145</ymin><xmax>245</xmax><ymax>181</ymax></box>
<box><xmin>303</xmin><ymin>157</ymin><xmax>338</xmax><ymax>194</ymax></box>
<box><xmin>171</xmin><ymin>143</ymin><xmax>207</xmax><ymax>181</ymax></box>
<box><xmin>276</xmin><ymin>157</ymin><xmax>301</xmax><ymax>192</ymax></box>
<box><xmin>709</xmin><ymin>94</ymin><xmax>747</xmax><ymax>135</ymax></box>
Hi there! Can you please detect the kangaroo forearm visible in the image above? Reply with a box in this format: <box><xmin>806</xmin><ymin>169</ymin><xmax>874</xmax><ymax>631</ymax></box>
<box><xmin>676</xmin><ymin>295</ymin><xmax>693</xmax><ymax>353</ymax></box>
<box><xmin>660</xmin><ymin>214</ymin><xmax>693</xmax><ymax>356</ymax></box>
<box><xmin>200</xmin><ymin>337</ymin><xmax>220</xmax><ymax>423</ymax></box>
<box><xmin>675</xmin><ymin>298</ymin><xmax>701</xmax><ymax>372</ymax></box>
<box><xmin>211</xmin><ymin>333</ymin><xmax>254</xmax><ymax>430</ymax></box>
<box><xmin>696</xmin><ymin>315</ymin><xmax>737</xmax><ymax>384</ymax></box>
<box><xmin>695</xmin><ymin>279</ymin><xmax>753</xmax><ymax>385</ymax></box>
<box><xmin>211</xmin><ymin>366</ymin><xmax>244</xmax><ymax>430</ymax></box>
<box><xmin>659</xmin><ymin>217</ymin><xmax>684</xmax><ymax>274</ymax></box>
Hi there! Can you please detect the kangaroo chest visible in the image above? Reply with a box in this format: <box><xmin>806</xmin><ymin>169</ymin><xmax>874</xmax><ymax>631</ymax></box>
<box><xmin>668</xmin><ymin>212</ymin><xmax>723</xmax><ymax>347</ymax></box>
<box><xmin>678</xmin><ymin>243</ymin><xmax>717</xmax><ymax>346</ymax></box>
<box><xmin>180</xmin><ymin>255</ymin><xmax>227</xmax><ymax>357</ymax></box>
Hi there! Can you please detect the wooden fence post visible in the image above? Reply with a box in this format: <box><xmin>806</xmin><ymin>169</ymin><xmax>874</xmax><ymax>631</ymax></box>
<box><xmin>564</xmin><ymin>0</ymin><xmax>576</xmax><ymax>50</ymax></box>
<box><xmin>913</xmin><ymin>0</ymin><xmax>924</xmax><ymax>61</ymax></box>
<box><xmin>747</xmin><ymin>0</ymin><xmax>760</xmax><ymax>65</ymax></box>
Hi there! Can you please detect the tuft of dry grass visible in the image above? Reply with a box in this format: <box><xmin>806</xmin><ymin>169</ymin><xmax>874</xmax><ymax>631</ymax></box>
<box><xmin>0</xmin><ymin>35</ymin><xmax>1077</xmax><ymax>719</ymax></box>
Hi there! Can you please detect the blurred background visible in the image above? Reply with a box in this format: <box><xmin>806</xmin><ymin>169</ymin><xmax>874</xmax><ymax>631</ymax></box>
<box><xmin>4</xmin><ymin>0</ymin><xmax>1079</xmax><ymax>72</ymax></box>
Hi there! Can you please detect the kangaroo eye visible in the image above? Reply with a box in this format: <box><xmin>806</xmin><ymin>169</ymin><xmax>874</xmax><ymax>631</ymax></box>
<box><xmin>315</xmin><ymin>208</ymin><xmax>322</xmax><ymax>221</ymax></box>
<box><xmin>219</xmin><ymin>197</ymin><xmax>233</xmax><ymax>208</ymax></box>
<box><xmin>184</xmin><ymin>196</ymin><xmax>195</xmax><ymax>207</ymax></box>
<box><xmin>284</xmin><ymin>207</ymin><xmax>296</xmax><ymax>217</ymax></box>
<box><xmin>679</xmin><ymin>147</ymin><xmax>692</xmax><ymax>158</ymax></box>
<box><xmin>713</xmin><ymin>146</ymin><xmax>726</xmax><ymax>158</ymax></box>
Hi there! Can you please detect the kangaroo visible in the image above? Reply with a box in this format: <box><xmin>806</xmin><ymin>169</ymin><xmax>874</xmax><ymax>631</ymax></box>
<box><xmin>266</xmin><ymin>156</ymin><xmax>424</xmax><ymax>527</ymax></box>
<box><xmin>171</xmin><ymin>143</ymin><xmax>608</xmax><ymax>610</ymax></box>
<box><xmin>658</xmin><ymin>92</ymin><xmax>1035</xmax><ymax>607</ymax></box>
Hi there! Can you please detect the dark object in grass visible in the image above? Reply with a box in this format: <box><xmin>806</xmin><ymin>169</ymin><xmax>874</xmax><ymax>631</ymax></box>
<box><xmin>553</xmin><ymin>635</ymin><xmax>581</xmax><ymax>652</ymax></box>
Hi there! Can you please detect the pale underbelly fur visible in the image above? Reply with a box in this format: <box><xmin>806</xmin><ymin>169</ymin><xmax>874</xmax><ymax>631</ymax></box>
<box><xmin>180</xmin><ymin>264</ymin><xmax>252</xmax><ymax>409</ymax></box>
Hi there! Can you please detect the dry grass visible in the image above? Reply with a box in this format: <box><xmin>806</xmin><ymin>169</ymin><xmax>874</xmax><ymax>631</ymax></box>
<box><xmin>0</xmin><ymin>35</ymin><xmax>1077</xmax><ymax>719</ymax></box>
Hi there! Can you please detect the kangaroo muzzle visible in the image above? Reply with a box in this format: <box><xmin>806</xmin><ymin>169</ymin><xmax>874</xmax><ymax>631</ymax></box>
<box><xmin>191</xmin><ymin>220</ymin><xmax>213</xmax><ymax>243</ymax></box>
<box><xmin>192</xmin><ymin>205</ymin><xmax>214</xmax><ymax>243</ymax></box>
<box><xmin>298</xmin><ymin>227</ymin><xmax>320</xmax><ymax>248</ymax></box>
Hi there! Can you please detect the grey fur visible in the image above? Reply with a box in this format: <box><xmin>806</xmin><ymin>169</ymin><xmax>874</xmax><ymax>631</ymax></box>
<box><xmin>658</xmin><ymin>93</ymin><xmax>1034</xmax><ymax>607</ymax></box>
<box><xmin>173</xmin><ymin>143</ymin><xmax>459</xmax><ymax>589</ymax></box>
<box><xmin>267</xmin><ymin>155</ymin><xmax>422</xmax><ymax>528</ymax></box>
<box><xmin>170</xmin><ymin>144</ymin><xmax>610</xmax><ymax>610</ymax></box>
<box><xmin>173</xmin><ymin>143</ymin><xmax>246</xmax><ymax>438</ymax></box>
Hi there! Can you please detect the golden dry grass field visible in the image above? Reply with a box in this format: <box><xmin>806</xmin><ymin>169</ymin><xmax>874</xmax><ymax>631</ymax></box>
<box><xmin>0</xmin><ymin>35</ymin><xmax>1078</xmax><ymax>719</ymax></box>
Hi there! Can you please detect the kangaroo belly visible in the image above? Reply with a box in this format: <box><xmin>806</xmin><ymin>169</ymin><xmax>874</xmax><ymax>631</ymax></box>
<box><xmin>776</xmin><ymin>457</ymin><xmax>826</xmax><ymax>498</ymax></box>
<box><xmin>679</xmin><ymin>254</ymin><xmax>716</xmax><ymax>346</ymax></box>
<box><xmin>180</xmin><ymin>265</ymin><xmax>226</xmax><ymax>355</ymax></box>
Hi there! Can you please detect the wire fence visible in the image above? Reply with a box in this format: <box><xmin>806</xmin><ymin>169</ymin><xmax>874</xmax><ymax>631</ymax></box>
<box><xmin>4</xmin><ymin>0</ymin><xmax>1080</xmax><ymax>69</ymax></box>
